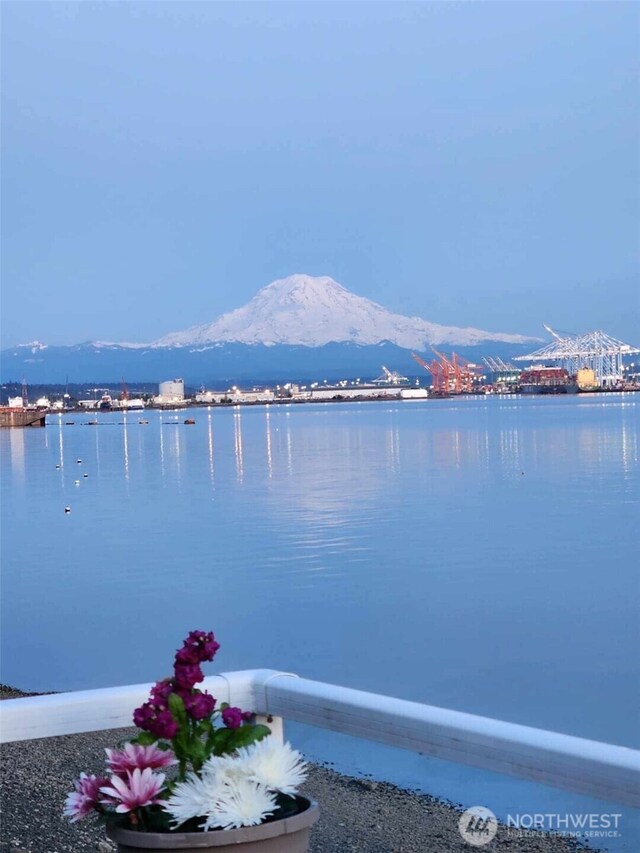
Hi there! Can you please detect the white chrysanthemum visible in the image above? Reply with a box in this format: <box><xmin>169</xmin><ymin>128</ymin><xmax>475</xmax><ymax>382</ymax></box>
<box><xmin>236</xmin><ymin>738</ymin><xmax>307</xmax><ymax>796</ymax></box>
<box><xmin>201</xmin><ymin>753</ymin><xmax>251</xmax><ymax>785</ymax></box>
<box><xmin>203</xmin><ymin>777</ymin><xmax>277</xmax><ymax>830</ymax></box>
<box><xmin>163</xmin><ymin>772</ymin><xmax>226</xmax><ymax>828</ymax></box>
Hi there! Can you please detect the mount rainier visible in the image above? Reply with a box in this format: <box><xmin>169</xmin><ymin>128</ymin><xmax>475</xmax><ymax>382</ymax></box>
<box><xmin>2</xmin><ymin>275</ymin><xmax>540</xmax><ymax>383</ymax></box>
<box><xmin>153</xmin><ymin>274</ymin><xmax>534</xmax><ymax>349</ymax></box>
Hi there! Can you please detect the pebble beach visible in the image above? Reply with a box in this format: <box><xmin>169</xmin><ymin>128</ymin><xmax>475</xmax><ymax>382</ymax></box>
<box><xmin>0</xmin><ymin>686</ymin><xmax>598</xmax><ymax>853</ymax></box>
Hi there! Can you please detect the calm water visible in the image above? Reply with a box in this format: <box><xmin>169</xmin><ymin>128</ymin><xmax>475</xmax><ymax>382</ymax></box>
<box><xmin>2</xmin><ymin>396</ymin><xmax>638</xmax><ymax>849</ymax></box>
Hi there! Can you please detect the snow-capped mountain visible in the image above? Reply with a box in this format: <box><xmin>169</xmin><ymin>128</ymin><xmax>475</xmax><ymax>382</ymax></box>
<box><xmin>2</xmin><ymin>275</ymin><xmax>542</xmax><ymax>383</ymax></box>
<box><xmin>153</xmin><ymin>274</ymin><xmax>536</xmax><ymax>349</ymax></box>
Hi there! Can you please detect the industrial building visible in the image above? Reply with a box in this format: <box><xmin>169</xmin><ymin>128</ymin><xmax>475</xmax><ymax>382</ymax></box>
<box><xmin>155</xmin><ymin>378</ymin><xmax>186</xmax><ymax>407</ymax></box>
<box><xmin>158</xmin><ymin>379</ymin><xmax>185</xmax><ymax>400</ymax></box>
<box><xmin>195</xmin><ymin>388</ymin><xmax>276</xmax><ymax>405</ymax></box>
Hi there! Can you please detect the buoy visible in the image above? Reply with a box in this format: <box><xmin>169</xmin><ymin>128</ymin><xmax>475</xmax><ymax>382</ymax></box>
<box><xmin>64</xmin><ymin>507</ymin><xmax>71</xmax><ymax>513</ymax></box>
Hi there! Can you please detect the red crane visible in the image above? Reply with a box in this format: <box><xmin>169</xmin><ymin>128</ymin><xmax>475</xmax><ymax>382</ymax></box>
<box><xmin>413</xmin><ymin>350</ymin><xmax>480</xmax><ymax>395</ymax></box>
<box><xmin>432</xmin><ymin>349</ymin><xmax>460</xmax><ymax>393</ymax></box>
<box><xmin>411</xmin><ymin>352</ymin><xmax>449</xmax><ymax>394</ymax></box>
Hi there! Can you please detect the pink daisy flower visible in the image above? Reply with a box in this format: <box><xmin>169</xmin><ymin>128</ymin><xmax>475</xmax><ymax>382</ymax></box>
<box><xmin>106</xmin><ymin>742</ymin><xmax>177</xmax><ymax>775</ymax></box>
<box><xmin>64</xmin><ymin>773</ymin><xmax>108</xmax><ymax>822</ymax></box>
<box><xmin>100</xmin><ymin>768</ymin><xmax>166</xmax><ymax>814</ymax></box>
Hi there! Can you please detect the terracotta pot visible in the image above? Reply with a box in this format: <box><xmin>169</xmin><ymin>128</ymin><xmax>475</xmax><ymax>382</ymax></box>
<box><xmin>106</xmin><ymin>798</ymin><xmax>319</xmax><ymax>853</ymax></box>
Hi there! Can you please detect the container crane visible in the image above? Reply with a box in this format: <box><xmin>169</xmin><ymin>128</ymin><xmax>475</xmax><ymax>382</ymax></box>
<box><xmin>412</xmin><ymin>350</ymin><xmax>480</xmax><ymax>394</ymax></box>
<box><xmin>411</xmin><ymin>352</ymin><xmax>449</xmax><ymax>394</ymax></box>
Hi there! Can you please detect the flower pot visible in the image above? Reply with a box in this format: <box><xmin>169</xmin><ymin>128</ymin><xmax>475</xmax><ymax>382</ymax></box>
<box><xmin>106</xmin><ymin>798</ymin><xmax>319</xmax><ymax>853</ymax></box>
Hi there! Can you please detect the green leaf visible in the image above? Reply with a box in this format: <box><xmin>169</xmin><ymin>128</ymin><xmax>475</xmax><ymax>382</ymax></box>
<box><xmin>190</xmin><ymin>737</ymin><xmax>206</xmax><ymax>771</ymax></box>
<box><xmin>195</xmin><ymin>720</ymin><xmax>211</xmax><ymax>738</ymax></box>
<box><xmin>252</xmin><ymin>723</ymin><xmax>271</xmax><ymax>742</ymax></box>
<box><xmin>232</xmin><ymin>723</ymin><xmax>271</xmax><ymax>749</ymax></box>
<box><xmin>174</xmin><ymin>727</ymin><xmax>189</xmax><ymax>756</ymax></box>
<box><xmin>168</xmin><ymin>691</ymin><xmax>187</xmax><ymax>721</ymax></box>
<box><xmin>210</xmin><ymin>722</ymin><xmax>272</xmax><ymax>755</ymax></box>
<box><xmin>132</xmin><ymin>731</ymin><xmax>157</xmax><ymax>746</ymax></box>
<box><xmin>211</xmin><ymin>727</ymin><xmax>234</xmax><ymax>756</ymax></box>
<box><xmin>204</xmin><ymin>725</ymin><xmax>219</xmax><ymax>756</ymax></box>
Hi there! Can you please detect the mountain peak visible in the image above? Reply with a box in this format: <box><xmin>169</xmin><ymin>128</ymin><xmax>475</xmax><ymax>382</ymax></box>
<box><xmin>263</xmin><ymin>273</ymin><xmax>347</xmax><ymax>299</ymax></box>
<box><xmin>153</xmin><ymin>274</ymin><xmax>537</xmax><ymax>349</ymax></box>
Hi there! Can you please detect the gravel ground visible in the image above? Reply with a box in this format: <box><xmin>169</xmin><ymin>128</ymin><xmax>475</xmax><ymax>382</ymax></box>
<box><xmin>0</xmin><ymin>687</ymin><xmax>598</xmax><ymax>853</ymax></box>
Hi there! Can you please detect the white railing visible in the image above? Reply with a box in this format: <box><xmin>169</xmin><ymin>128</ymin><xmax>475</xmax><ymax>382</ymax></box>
<box><xmin>1</xmin><ymin>669</ymin><xmax>638</xmax><ymax>808</ymax></box>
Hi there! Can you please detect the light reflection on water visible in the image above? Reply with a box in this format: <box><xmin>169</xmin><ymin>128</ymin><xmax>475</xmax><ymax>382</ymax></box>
<box><xmin>1</xmin><ymin>396</ymin><xmax>638</xmax><ymax>850</ymax></box>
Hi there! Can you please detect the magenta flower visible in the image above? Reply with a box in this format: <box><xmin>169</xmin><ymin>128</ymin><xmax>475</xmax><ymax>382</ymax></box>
<box><xmin>133</xmin><ymin>702</ymin><xmax>154</xmax><ymax>730</ymax></box>
<box><xmin>153</xmin><ymin>710</ymin><xmax>179</xmax><ymax>739</ymax></box>
<box><xmin>179</xmin><ymin>630</ymin><xmax>220</xmax><ymax>663</ymax></box>
<box><xmin>175</xmin><ymin>645</ymin><xmax>200</xmax><ymax>665</ymax></box>
<box><xmin>100</xmin><ymin>768</ymin><xmax>166</xmax><ymax>814</ymax></box>
<box><xmin>222</xmin><ymin>706</ymin><xmax>243</xmax><ymax>729</ymax></box>
<box><xmin>106</xmin><ymin>743</ymin><xmax>177</xmax><ymax>775</ymax></box>
<box><xmin>173</xmin><ymin>663</ymin><xmax>204</xmax><ymax>691</ymax></box>
<box><xmin>183</xmin><ymin>691</ymin><xmax>216</xmax><ymax>720</ymax></box>
<box><xmin>133</xmin><ymin>700</ymin><xmax>179</xmax><ymax>739</ymax></box>
<box><xmin>150</xmin><ymin>678</ymin><xmax>173</xmax><ymax>706</ymax></box>
<box><xmin>64</xmin><ymin>773</ymin><xmax>109</xmax><ymax>822</ymax></box>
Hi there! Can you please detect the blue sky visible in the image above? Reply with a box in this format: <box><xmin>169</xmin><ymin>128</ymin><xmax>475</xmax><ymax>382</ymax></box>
<box><xmin>2</xmin><ymin>2</ymin><xmax>638</xmax><ymax>346</ymax></box>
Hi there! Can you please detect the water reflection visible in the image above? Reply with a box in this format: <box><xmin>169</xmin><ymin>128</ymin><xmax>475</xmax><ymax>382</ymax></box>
<box><xmin>172</xmin><ymin>423</ymin><xmax>182</xmax><ymax>488</ymax></box>
<box><xmin>122</xmin><ymin>416</ymin><xmax>130</xmax><ymax>482</ymax></box>
<box><xmin>285</xmin><ymin>412</ymin><xmax>293</xmax><ymax>476</ymax></box>
<box><xmin>428</xmin><ymin>428</ymin><xmax>482</xmax><ymax>471</ymax></box>
<box><xmin>94</xmin><ymin>420</ymin><xmax>101</xmax><ymax>475</ymax></box>
<box><xmin>386</xmin><ymin>425</ymin><xmax>400</xmax><ymax>472</ymax></box>
<box><xmin>263</xmin><ymin>421</ymin><xmax>385</xmax><ymax>525</ymax></box>
<box><xmin>498</xmin><ymin>429</ymin><xmax>522</xmax><ymax>477</ymax></box>
<box><xmin>234</xmin><ymin>409</ymin><xmax>244</xmax><ymax>484</ymax></box>
<box><xmin>58</xmin><ymin>418</ymin><xmax>65</xmax><ymax>471</ymax></box>
<box><xmin>265</xmin><ymin>411</ymin><xmax>273</xmax><ymax>479</ymax></box>
<box><xmin>255</xmin><ymin>402</ymin><xmax>640</xmax><ymax>549</ymax></box>
<box><xmin>8</xmin><ymin>429</ymin><xmax>25</xmax><ymax>482</ymax></box>
<box><xmin>620</xmin><ymin>417</ymin><xmax>638</xmax><ymax>479</ymax></box>
<box><xmin>159</xmin><ymin>418</ymin><xmax>165</xmax><ymax>480</ymax></box>
<box><xmin>1</xmin><ymin>397</ymin><xmax>638</xmax><ymax>848</ymax></box>
<box><xmin>207</xmin><ymin>412</ymin><xmax>215</xmax><ymax>488</ymax></box>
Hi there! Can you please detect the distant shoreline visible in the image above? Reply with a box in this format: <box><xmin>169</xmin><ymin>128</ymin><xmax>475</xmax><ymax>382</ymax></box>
<box><xmin>24</xmin><ymin>385</ymin><xmax>640</xmax><ymax>424</ymax></box>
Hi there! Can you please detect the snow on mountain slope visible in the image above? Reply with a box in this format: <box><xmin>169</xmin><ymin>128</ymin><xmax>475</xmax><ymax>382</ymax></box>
<box><xmin>153</xmin><ymin>274</ymin><xmax>536</xmax><ymax>349</ymax></box>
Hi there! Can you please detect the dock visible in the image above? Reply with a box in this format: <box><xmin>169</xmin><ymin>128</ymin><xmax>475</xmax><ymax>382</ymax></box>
<box><xmin>0</xmin><ymin>408</ymin><xmax>46</xmax><ymax>428</ymax></box>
